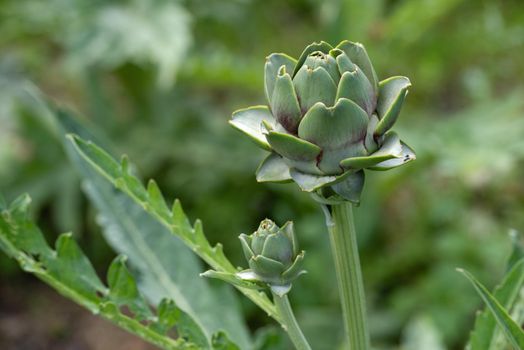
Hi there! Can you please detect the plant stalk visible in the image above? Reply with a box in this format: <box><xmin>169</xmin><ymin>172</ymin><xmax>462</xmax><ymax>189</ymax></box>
<box><xmin>272</xmin><ymin>291</ymin><xmax>312</xmax><ymax>350</ymax></box>
<box><xmin>323</xmin><ymin>202</ymin><xmax>370</xmax><ymax>349</ymax></box>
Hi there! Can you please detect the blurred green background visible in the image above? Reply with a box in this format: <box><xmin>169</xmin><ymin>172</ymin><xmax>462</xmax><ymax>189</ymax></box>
<box><xmin>1</xmin><ymin>0</ymin><xmax>523</xmax><ymax>349</ymax></box>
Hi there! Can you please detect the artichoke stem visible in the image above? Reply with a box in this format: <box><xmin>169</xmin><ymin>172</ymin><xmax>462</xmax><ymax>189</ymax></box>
<box><xmin>323</xmin><ymin>202</ymin><xmax>370</xmax><ymax>350</ymax></box>
<box><xmin>272</xmin><ymin>291</ymin><xmax>312</xmax><ymax>350</ymax></box>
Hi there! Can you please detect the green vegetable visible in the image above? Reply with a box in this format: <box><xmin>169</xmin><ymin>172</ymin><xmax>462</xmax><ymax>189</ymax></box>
<box><xmin>238</xmin><ymin>219</ymin><xmax>306</xmax><ymax>296</ymax></box>
<box><xmin>230</xmin><ymin>40</ymin><xmax>415</xmax><ymax>203</ymax></box>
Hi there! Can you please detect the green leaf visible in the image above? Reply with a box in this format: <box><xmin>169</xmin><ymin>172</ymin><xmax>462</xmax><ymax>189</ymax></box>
<box><xmin>369</xmin><ymin>141</ymin><xmax>416</xmax><ymax>171</ymax></box>
<box><xmin>298</xmin><ymin>98</ymin><xmax>368</xmax><ymax>174</ymax></box>
<box><xmin>336</xmin><ymin>67</ymin><xmax>376</xmax><ymax>115</ymax></box>
<box><xmin>468</xmin><ymin>259</ymin><xmax>524</xmax><ymax>350</ymax></box>
<box><xmin>67</xmin><ymin>134</ymin><xmax>281</xmax><ymax>325</ymax></box>
<box><xmin>374</xmin><ymin>76</ymin><xmax>411</xmax><ymax>136</ymax></box>
<box><xmin>56</xmin><ymin>112</ymin><xmax>250</xmax><ymax>348</ymax></box>
<box><xmin>264</xmin><ymin>53</ymin><xmax>297</xmax><ymax>103</ymax></box>
<box><xmin>266</xmin><ymin>131</ymin><xmax>321</xmax><ymax>161</ymax></box>
<box><xmin>269</xmin><ymin>67</ymin><xmax>302</xmax><ymax>133</ymax></box>
<box><xmin>335</xmin><ymin>41</ymin><xmax>378</xmax><ymax>91</ymax></box>
<box><xmin>293</xmin><ymin>41</ymin><xmax>333</xmax><ymax>77</ymax></box>
<box><xmin>35</xmin><ymin>106</ymin><xmax>250</xmax><ymax>348</ymax></box>
<box><xmin>281</xmin><ymin>252</ymin><xmax>306</xmax><ymax>281</ymax></box>
<box><xmin>230</xmin><ymin>106</ymin><xmax>275</xmax><ymax>151</ymax></box>
<box><xmin>330</xmin><ymin>170</ymin><xmax>365</xmax><ymax>204</ymax></box>
<box><xmin>107</xmin><ymin>256</ymin><xmax>155</xmax><ymax>321</ymax></box>
<box><xmin>340</xmin><ymin>132</ymin><xmax>402</xmax><ymax>170</ymax></box>
<box><xmin>0</xmin><ymin>195</ymin><xmax>201</xmax><ymax>350</ymax></box>
<box><xmin>152</xmin><ymin>299</ymin><xmax>209</xmax><ymax>348</ymax></box>
<box><xmin>212</xmin><ymin>331</ymin><xmax>242</xmax><ymax>350</ymax></box>
<box><xmin>249</xmin><ymin>255</ymin><xmax>285</xmax><ymax>279</ymax></box>
<box><xmin>289</xmin><ymin>169</ymin><xmax>337</xmax><ymax>192</ymax></box>
<box><xmin>255</xmin><ymin>153</ymin><xmax>292</xmax><ymax>183</ymax></box>
<box><xmin>293</xmin><ymin>65</ymin><xmax>337</xmax><ymax>113</ymax></box>
<box><xmin>459</xmin><ymin>267</ymin><xmax>524</xmax><ymax>350</ymax></box>
<box><xmin>303</xmin><ymin>52</ymin><xmax>341</xmax><ymax>83</ymax></box>
<box><xmin>48</xmin><ymin>233</ymin><xmax>108</xmax><ymax>301</ymax></box>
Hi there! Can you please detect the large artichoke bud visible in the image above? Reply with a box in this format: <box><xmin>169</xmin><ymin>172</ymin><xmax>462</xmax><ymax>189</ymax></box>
<box><xmin>238</xmin><ymin>219</ymin><xmax>305</xmax><ymax>295</ymax></box>
<box><xmin>230</xmin><ymin>40</ymin><xmax>415</xmax><ymax>203</ymax></box>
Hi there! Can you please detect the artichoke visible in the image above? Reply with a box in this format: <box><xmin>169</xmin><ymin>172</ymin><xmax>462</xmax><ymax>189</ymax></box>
<box><xmin>230</xmin><ymin>40</ymin><xmax>415</xmax><ymax>203</ymax></box>
<box><xmin>238</xmin><ymin>219</ymin><xmax>305</xmax><ymax>295</ymax></box>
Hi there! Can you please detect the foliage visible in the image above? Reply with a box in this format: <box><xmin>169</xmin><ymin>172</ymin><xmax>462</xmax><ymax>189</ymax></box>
<box><xmin>0</xmin><ymin>194</ymin><xmax>234</xmax><ymax>349</ymax></box>
<box><xmin>1</xmin><ymin>0</ymin><xmax>524</xmax><ymax>349</ymax></box>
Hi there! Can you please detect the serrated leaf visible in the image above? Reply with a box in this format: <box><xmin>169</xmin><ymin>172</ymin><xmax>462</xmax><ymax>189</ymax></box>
<box><xmin>107</xmin><ymin>256</ymin><xmax>154</xmax><ymax>321</ymax></box>
<box><xmin>66</xmin><ymin>133</ymin><xmax>280</xmax><ymax>325</ymax></box>
<box><xmin>152</xmin><ymin>298</ymin><xmax>209</xmax><ymax>349</ymax></box>
<box><xmin>47</xmin><ymin>233</ymin><xmax>108</xmax><ymax>300</ymax></box>
<box><xmin>147</xmin><ymin>179</ymin><xmax>171</xmax><ymax>221</ymax></box>
<box><xmin>0</xmin><ymin>195</ymin><xmax>200</xmax><ymax>350</ymax></box>
<box><xmin>460</xmin><ymin>267</ymin><xmax>524</xmax><ymax>350</ymax></box>
<box><xmin>55</xmin><ymin>110</ymin><xmax>250</xmax><ymax>349</ymax></box>
<box><xmin>212</xmin><ymin>331</ymin><xmax>242</xmax><ymax>350</ymax></box>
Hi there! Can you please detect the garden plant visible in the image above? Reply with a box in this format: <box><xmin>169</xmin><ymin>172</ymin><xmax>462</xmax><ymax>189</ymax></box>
<box><xmin>1</xmin><ymin>37</ymin><xmax>524</xmax><ymax>350</ymax></box>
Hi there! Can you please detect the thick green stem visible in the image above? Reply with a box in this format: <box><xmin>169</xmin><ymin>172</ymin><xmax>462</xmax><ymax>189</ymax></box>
<box><xmin>272</xmin><ymin>291</ymin><xmax>312</xmax><ymax>350</ymax></box>
<box><xmin>323</xmin><ymin>202</ymin><xmax>370</xmax><ymax>350</ymax></box>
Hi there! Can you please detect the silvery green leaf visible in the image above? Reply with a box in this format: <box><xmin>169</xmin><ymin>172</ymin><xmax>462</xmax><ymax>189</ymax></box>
<box><xmin>335</xmin><ymin>51</ymin><xmax>356</xmax><ymax>74</ymax></box>
<box><xmin>303</xmin><ymin>52</ymin><xmax>341</xmax><ymax>83</ymax></box>
<box><xmin>293</xmin><ymin>65</ymin><xmax>337</xmax><ymax>113</ymax></box>
<box><xmin>249</xmin><ymin>256</ymin><xmax>285</xmax><ymax>280</ymax></box>
<box><xmin>261</xmin><ymin>233</ymin><xmax>293</xmax><ymax>265</ymax></box>
<box><xmin>364</xmin><ymin>114</ymin><xmax>379</xmax><ymax>153</ymax></box>
<box><xmin>340</xmin><ymin>131</ymin><xmax>402</xmax><ymax>170</ymax></box>
<box><xmin>336</xmin><ymin>41</ymin><xmax>378</xmax><ymax>91</ymax></box>
<box><xmin>239</xmin><ymin>234</ymin><xmax>255</xmax><ymax>261</ymax></box>
<box><xmin>375</xmin><ymin>76</ymin><xmax>411</xmax><ymax>136</ymax></box>
<box><xmin>256</xmin><ymin>153</ymin><xmax>292</xmax><ymax>183</ymax></box>
<box><xmin>266</xmin><ymin>131</ymin><xmax>321</xmax><ymax>161</ymax></box>
<box><xmin>289</xmin><ymin>169</ymin><xmax>337</xmax><ymax>192</ymax></box>
<box><xmin>264</xmin><ymin>53</ymin><xmax>297</xmax><ymax>103</ymax></box>
<box><xmin>281</xmin><ymin>252</ymin><xmax>306</xmax><ymax>281</ymax></box>
<box><xmin>55</xmin><ymin>108</ymin><xmax>252</xmax><ymax>348</ymax></box>
<box><xmin>230</xmin><ymin>106</ymin><xmax>275</xmax><ymax>151</ymax></box>
<box><xmin>270</xmin><ymin>67</ymin><xmax>302</xmax><ymax>133</ymax></box>
<box><xmin>369</xmin><ymin>141</ymin><xmax>416</xmax><ymax>170</ymax></box>
<box><xmin>331</xmin><ymin>170</ymin><xmax>365</xmax><ymax>204</ymax></box>
<box><xmin>280</xmin><ymin>221</ymin><xmax>298</xmax><ymax>257</ymax></box>
<box><xmin>293</xmin><ymin>41</ymin><xmax>333</xmax><ymax>77</ymax></box>
<box><xmin>336</xmin><ymin>67</ymin><xmax>376</xmax><ymax>115</ymax></box>
<box><xmin>298</xmin><ymin>99</ymin><xmax>368</xmax><ymax>174</ymax></box>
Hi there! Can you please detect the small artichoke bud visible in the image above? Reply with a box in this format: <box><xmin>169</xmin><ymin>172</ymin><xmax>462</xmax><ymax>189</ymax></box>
<box><xmin>238</xmin><ymin>219</ymin><xmax>305</xmax><ymax>295</ymax></box>
<box><xmin>230</xmin><ymin>40</ymin><xmax>416</xmax><ymax>204</ymax></box>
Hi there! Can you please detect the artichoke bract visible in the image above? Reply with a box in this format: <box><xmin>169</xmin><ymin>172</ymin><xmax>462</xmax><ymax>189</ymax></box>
<box><xmin>230</xmin><ymin>40</ymin><xmax>415</xmax><ymax>203</ymax></box>
<box><xmin>238</xmin><ymin>219</ymin><xmax>305</xmax><ymax>296</ymax></box>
